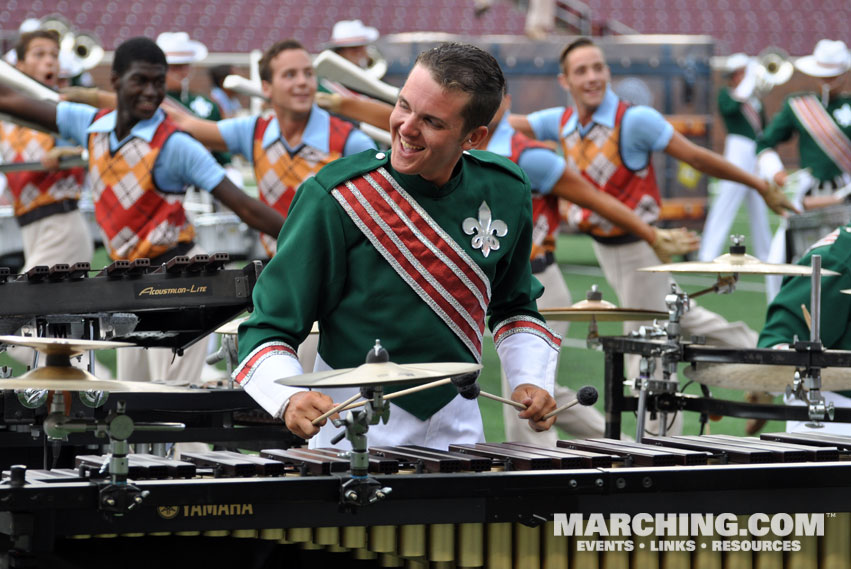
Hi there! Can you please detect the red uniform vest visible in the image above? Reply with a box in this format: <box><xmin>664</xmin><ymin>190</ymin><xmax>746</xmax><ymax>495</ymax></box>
<box><xmin>508</xmin><ymin>131</ymin><xmax>561</xmax><ymax>260</ymax></box>
<box><xmin>559</xmin><ymin>101</ymin><xmax>661</xmax><ymax>240</ymax></box>
<box><xmin>87</xmin><ymin>111</ymin><xmax>193</xmax><ymax>260</ymax></box>
<box><xmin>252</xmin><ymin>115</ymin><xmax>353</xmax><ymax>255</ymax></box>
<box><xmin>0</xmin><ymin>123</ymin><xmax>85</xmax><ymax>219</ymax></box>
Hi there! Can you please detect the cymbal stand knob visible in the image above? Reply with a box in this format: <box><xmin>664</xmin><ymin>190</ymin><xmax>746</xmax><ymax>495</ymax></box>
<box><xmin>16</xmin><ymin>388</ymin><xmax>48</xmax><ymax>409</ymax></box>
<box><xmin>586</xmin><ymin>284</ymin><xmax>603</xmax><ymax>302</ymax></box>
<box><xmin>728</xmin><ymin>234</ymin><xmax>746</xmax><ymax>255</ymax></box>
<box><xmin>78</xmin><ymin>389</ymin><xmax>109</xmax><ymax>408</ymax></box>
<box><xmin>365</xmin><ymin>339</ymin><xmax>389</xmax><ymax>363</ymax></box>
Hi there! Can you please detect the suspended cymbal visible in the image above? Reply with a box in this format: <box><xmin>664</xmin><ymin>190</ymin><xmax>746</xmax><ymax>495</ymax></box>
<box><xmin>0</xmin><ymin>335</ymin><xmax>133</xmax><ymax>355</ymax></box>
<box><xmin>683</xmin><ymin>361</ymin><xmax>851</xmax><ymax>391</ymax></box>
<box><xmin>276</xmin><ymin>361</ymin><xmax>482</xmax><ymax>388</ymax></box>
<box><xmin>540</xmin><ymin>306</ymin><xmax>667</xmax><ymax>322</ymax></box>
<box><xmin>0</xmin><ymin>367</ymin><xmax>189</xmax><ymax>392</ymax></box>
<box><xmin>639</xmin><ymin>252</ymin><xmax>839</xmax><ymax>276</ymax></box>
<box><xmin>215</xmin><ymin>317</ymin><xmax>319</xmax><ymax>336</ymax></box>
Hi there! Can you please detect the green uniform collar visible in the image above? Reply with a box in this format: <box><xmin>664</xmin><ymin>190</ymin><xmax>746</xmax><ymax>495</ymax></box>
<box><xmin>390</xmin><ymin>155</ymin><xmax>465</xmax><ymax>199</ymax></box>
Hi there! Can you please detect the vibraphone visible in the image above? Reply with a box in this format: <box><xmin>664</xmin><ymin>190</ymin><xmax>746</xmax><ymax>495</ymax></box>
<box><xmin>3</xmin><ymin>434</ymin><xmax>851</xmax><ymax>568</ymax></box>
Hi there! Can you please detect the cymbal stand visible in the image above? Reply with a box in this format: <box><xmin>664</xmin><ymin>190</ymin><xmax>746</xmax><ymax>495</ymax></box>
<box><xmin>42</xmin><ymin>397</ymin><xmax>184</xmax><ymax>514</ymax></box>
<box><xmin>331</xmin><ymin>340</ymin><xmax>393</xmax><ymax>507</ymax></box>
<box><xmin>786</xmin><ymin>254</ymin><xmax>834</xmax><ymax>426</ymax></box>
<box><xmin>632</xmin><ymin>283</ymin><xmax>689</xmax><ymax>438</ymax></box>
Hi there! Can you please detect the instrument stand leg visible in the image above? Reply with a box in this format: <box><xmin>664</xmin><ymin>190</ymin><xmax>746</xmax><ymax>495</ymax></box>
<box><xmin>634</xmin><ymin>356</ymin><xmax>655</xmax><ymax>441</ymax></box>
<box><xmin>332</xmin><ymin>385</ymin><xmax>392</xmax><ymax>508</ymax></box>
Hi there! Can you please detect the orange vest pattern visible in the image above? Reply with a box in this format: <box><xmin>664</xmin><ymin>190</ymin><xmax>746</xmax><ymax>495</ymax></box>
<box><xmin>87</xmin><ymin>111</ymin><xmax>193</xmax><ymax>261</ymax></box>
<box><xmin>559</xmin><ymin>102</ymin><xmax>661</xmax><ymax>240</ymax></box>
<box><xmin>0</xmin><ymin>122</ymin><xmax>85</xmax><ymax>217</ymax></box>
<box><xmin>508</xmin><ymin>131</ymin><xmax>561</xmax><ymax>260</ymax></box>
<box><xmin>252</xmin><ymin>115</ymin><xmax>354</xmax><ymax>255</ymax></box>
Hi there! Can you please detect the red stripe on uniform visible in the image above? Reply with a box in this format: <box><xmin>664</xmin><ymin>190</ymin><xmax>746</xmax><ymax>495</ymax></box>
<box><xmin>335</xmin><ymin>184</ymin><xmax>484</xmax><ymax>354</ymax></box>
<box><xmin>494</xmin><ymin>319</ymin><xmax>562</xmax><ymax>348</ymax></box>
<box><xmin>234</xmin><ymin>343</ymin><xmax>297</xmax><ymax>385</ymax></box>
<box><xmin>362</xmin><ymin>172</ymin><xmax>490</xmax><ymax>305</ymax></box>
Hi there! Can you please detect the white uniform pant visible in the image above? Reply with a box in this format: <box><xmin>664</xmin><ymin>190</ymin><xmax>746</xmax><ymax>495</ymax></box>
<box><xmin>501</xmin><ymin>262</ymin><xmax>608</xmax><ymax>444</ymax></box>
<box><xmin>592</xmin><ymin>239</ymin><xmax>758</xmax><ymax>436</ymax></box>
<box><xmin>309</xmin><ymin>357</ymin><xmax>484</xmax><ymax>450</ymax></box>
<box><xmin>698</xmin><ymin>134</ymin><xmax>771</xmax><ymax>263</ymax></box>
<box><xmin>7</xmin><ymin>209</ymin><xmax>98</xmax><ymax>372</ymax></box>
<box><xmin>21</xmin><ymin>208</ymin><xmax>94</xmax><ymax>271</ymax></box>
<box><xmin>117</xmin><ymin>245</ymin><xmax>209</xmax><ymax>388</ymax></box>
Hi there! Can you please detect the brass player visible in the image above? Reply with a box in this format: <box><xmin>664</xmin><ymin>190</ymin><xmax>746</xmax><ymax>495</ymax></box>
<box><xmin>0</xmin><ymin>29</ymin><xmax>92</xmax><ymax>271</ymax></box>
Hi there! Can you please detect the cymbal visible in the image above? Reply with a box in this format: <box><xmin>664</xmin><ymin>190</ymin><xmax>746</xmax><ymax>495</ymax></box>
<box><xmin>0</xmin><ymin>335</ymin><xmax>133</xmax><ymax>356</ymax></box>
<box><xmin>639</xmin><ymin>253</ymin><xmax>840</xmax><ymax>276</ymax></box>
<box><xmin>276</xmin><ymin>361</ymin><xmax>482</xmax><ymax>388</ymax></box>
<box><xmin>0</xmin><ymin>367</ymin><xmax>189</xmax><ymax>392</ymax></box>
<box><xmin>683</xmin><ymin>362</ymin><xmax>851</xmax><ymax>391</ymax></box>
<box><xmin>215</xmin><ymin>317</ymin><xmax>319</xmax><ymax>336</ymax></box>
<box><xmin>540</xmin><ymin>305</ymin><xmax>668</xmax><ymax>322</ymax></box>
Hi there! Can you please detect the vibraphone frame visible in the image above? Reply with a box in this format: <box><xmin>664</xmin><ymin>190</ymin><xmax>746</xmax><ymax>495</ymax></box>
<box><xmin>0</xmin><ymin>390</ymin><xmax>302</xmax><ymax>469</ymax></box>
<box><xmin>3</xmin><ymin>458</ymin><xmax>851</xmax><ymax>555</ymax></box>
<box><xmin>601</xmin><ymin>337</ymin><xmax>851</xmax><ymax>438</ymax></box>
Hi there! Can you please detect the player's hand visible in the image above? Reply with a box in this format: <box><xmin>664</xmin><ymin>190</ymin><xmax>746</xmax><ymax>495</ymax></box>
<box><xmin>59</xmin><ymin>86</ymin><xmax>100</xmax><ymax>106</ymax></box>
<box><xmin>760</xmin><ymin>179</ymin><xmax>799</xmax><ymax>216</ymax></box>
<box><xmin>315</xmin><ymin>92</ymin><xmax>342</xmax><ymax>114</ymax></box>
<box><xmin>283</xmin><ymin>391</ymin><xmax>338</xmax><ymax>440</ymax></box>
<box><xmin>39</xmin><ymin>146</ymin><xmax>84</xmax><ymax>170</ymax></box>
<box><xmin>511</xmin><ymin>383</ymin><xmax>556</xmax><ymax>432</ymax></box>
<box><xmin>650</xmin><ymin>227</ymin><xmax>700</xmax><ymax>263</ymax></box>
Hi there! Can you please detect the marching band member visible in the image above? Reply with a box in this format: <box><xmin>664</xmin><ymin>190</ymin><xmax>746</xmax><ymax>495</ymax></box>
<box><xmin>699</xmin><ymin>53</ymin><xmax>772</xmax><ymax>266</ymax></box>
<box><xmin>165</xmin><ymin>39</ymin><xmax>377</xmax><ymax>259</ymax></box>
<box><xmin>758</xmin><ymin>39</ymin><xmax>851</xmax><ymax>299</ymax></box>
<box><xmin>0</xmin><ymin>37</ymin><xmax>284</xmax><ymax>391</ymax></box>
<box><xmin>307</xmin><ymin>83</ymin><xmax>698</xmax><ymax>441</ymax></box>
<box><xmin>759</xmin><ymin>223</ymin><xmax>851</xmax><ymax>435</ymax></box>
<box><xmin>0</xmin><ymin>29</ymin><xmax>92</xmax><ymax>271</ymax></box>
<box><xmin>508</xmin><ymin>38</ymin><xmax>794</xmax><ymax>432</ymax></box>
<box><xmin>165</xmin><ymin>39</ymin><xmax>377</xmax><ymax>373</ymax></box>
<box><xmin>235</xmin><ymin>43</ymin><xmax>559</xmax><ymax>448</ymax></box>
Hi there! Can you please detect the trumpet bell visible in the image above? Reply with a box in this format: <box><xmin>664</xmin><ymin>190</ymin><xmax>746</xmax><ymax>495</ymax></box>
<box><xmin>72</xmin><ymin>33</ymin><xmax>104</xmax><ymax>70</ymax></box>
<box><xmin>755</xmin><ymin>47</ymin><xmax>794</xmax><ymax>92</ymax></box>
<box><xmin>365</xmin><ymin>45</ymin><xmax>388</xmax><ymax>80</ymax></box>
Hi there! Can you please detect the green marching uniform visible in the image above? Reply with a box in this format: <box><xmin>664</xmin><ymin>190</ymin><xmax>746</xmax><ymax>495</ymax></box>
<box><xmin>757</xmin><ymin>92</ymin><xmax>851</xmax><ymax>191</ymax></box>
<box><xmin>758</xmin><ymin>224</ymin><xmax>851</xmax><ymax>431</ymax></box>
<box><xmin>718</xmin><ymin>87</ymin><xmax>764</xmax><ymax>140</ymax></box>
<box><xmin>234</xmin><ymin>149</ymin><xmax>561</xmax><ymax>448</ymax></box>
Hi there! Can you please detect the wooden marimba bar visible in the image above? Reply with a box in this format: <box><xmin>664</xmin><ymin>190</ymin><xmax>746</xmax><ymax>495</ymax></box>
<box><xmin>3</xmin><ymin>434</ymin><xmax>851</xmax><ymax>568</ymax></box>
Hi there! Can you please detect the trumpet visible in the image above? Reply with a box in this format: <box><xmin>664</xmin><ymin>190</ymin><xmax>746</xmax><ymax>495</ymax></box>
<box><xmin>27</xmin><ymin>15</ymin><xmax>104</xmax><ymax>72</ymax></box>
<box><xmin>69</xmin><ymin>32</ymin><xmax>105</xmax><ymax>71</ymax></box>
<box><xmin>754</xmin><ymin>47</ymin><xmax>794</xmax><ymax>94</ymax></box>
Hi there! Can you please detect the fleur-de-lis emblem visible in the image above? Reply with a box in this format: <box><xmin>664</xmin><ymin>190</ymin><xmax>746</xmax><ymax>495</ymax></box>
<box><xmin>834</xmin><ymin>103</ymin><xmax>851</xmax><ymax>127</ymax></box>
<box><xmin>462</xmin><ymin>201</ymin><xmax>508</xmax><ymax>258</ymax></box>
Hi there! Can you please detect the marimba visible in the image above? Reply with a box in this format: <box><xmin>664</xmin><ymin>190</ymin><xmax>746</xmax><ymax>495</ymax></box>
<box><xmin>3</xmin><ymin>434</ymin><xmax>851</xmax><ymax>569</ymax></box>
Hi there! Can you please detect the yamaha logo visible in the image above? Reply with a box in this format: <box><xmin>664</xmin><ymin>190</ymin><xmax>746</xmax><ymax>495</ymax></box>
<box><xmin>157</xmin><ymin>505</ymin><xmax>180</xmax><ymax>520</ymax></box>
